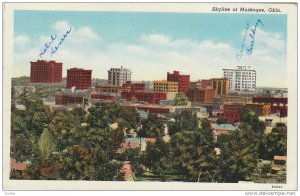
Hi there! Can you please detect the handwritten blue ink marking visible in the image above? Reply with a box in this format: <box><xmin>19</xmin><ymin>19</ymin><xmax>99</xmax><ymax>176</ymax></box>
<box><xmin>38</xmin><ymin>34</ymin><xmax>57</xmax><ymax>58</ymax></box>
<box><xmin>246</xmin><ymin>19</ymin><xmax>264</xmax><ymax>55</ymax></box>
<box><xmin>51</xmin><ymin>27</ymin><xmax>72</xmax><ymax>57</ymax></box>
<box><xmin>236</xmin><ymin>21</ymin><xmax>250</xmax><ymax>62</ymax></box>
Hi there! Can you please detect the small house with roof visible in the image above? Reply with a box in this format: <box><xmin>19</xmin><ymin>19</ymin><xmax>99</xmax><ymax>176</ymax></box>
<box><xmin>213</xmin><ymin>124</ymin><xmax>237</xmax><ymax>142</ymax></box>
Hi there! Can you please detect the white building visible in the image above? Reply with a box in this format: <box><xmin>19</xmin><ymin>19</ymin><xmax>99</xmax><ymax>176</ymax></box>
<box><xmin>223</xmin><ymin>66</ymin><xmax>256</xmax><ymax>92</ymax></box>
<box><xmin>108</xmin><ymin>66</ymin><xmax>132</xmax><ymax>86</ymax></box>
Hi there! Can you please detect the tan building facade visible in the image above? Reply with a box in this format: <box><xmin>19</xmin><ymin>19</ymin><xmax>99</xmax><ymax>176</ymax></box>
<box><xmin>153</xmin><ymin>80</ymin><xmax>178</xmax><ymax>93</ymax></box>
<box><xmin>212</xmin><ymin>78</ymin><xmax>229</xmax><ymax>97</ymax></box>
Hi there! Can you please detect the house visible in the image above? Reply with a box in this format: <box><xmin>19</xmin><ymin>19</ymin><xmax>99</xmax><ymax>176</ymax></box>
<box><xmin>11</xmin><ymin>158</ymin><xmax>27</xmax><ymax>171</ymax></box>
<box><xmin>213</xmin><ymin>124</ymin><xmax>237</xmax><ymax>142</ymax></box>
<box><xmin>272</xmin><ymin>156</ymin><xmax>287</xmax><ymax>174</ymax></box>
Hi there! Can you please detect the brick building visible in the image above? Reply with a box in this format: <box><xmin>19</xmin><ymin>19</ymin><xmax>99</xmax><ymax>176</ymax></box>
<box><xmin>187</xmin><ymin>88</ymin><xmax>215</xmax><ymax>103</ymax></box>
<box><xmin>55</xmin><ymin>93</ymin><xmax>88</xmax><ymax>105</ymax></box>
<box><xmin>90</xmin><ymin>93</ymin><xmax>115</xmax><ymax>103</ymax></box>
<box><xmin>167</xmin><ymin>71</ymin><xmax>190</xmax><ymax>94</ymax></box>
<box><xmin>200</xmin><ymin>79</ymin><xmax>212</xmax><ymax>89</ymax></box>
<box><xmin>30</xmin><ymin>60</ymin><xmax>62</xmax><ymax>83</ymax></box>
<box><xmin>123</xmin><ymin>82</ymin><xmax>145</xmax><ymax>91</ymax></box>
<box><xmin>66</xmin><ymin>68</ymin><xmax>92</xmax><ymax>90</ymax></box>
<box><xmin>121</xmin><ymin>91</ymin><xmax>167</xmax><ymax>104</ymax></box>
<box><xmin>212</xmin><ymin>78</ymin><xmax>229</xmax><ymax>97</ymax></box>
<box><xmin>153</xmin><ymin>80</ymin><xmax>178</xmax><ymax>93</ymax></box>
<box><xmin>224</xmin><ymin>103</ymin><xmax>271</xmax><ymax>116</ymax></box>
<box><xmin>211</xmin><ymin>109</ymin><xmax>240</xmax><ymax>124</ymax></box>
<box><xmin>253</xmin><ymin>97</ymin><xmax>288</xmax><ymax>117</ymax></box>
<box><xmin>95</xmin><ymin>85</ymin><xmax>131</xmax><ymax>95</ymax></box>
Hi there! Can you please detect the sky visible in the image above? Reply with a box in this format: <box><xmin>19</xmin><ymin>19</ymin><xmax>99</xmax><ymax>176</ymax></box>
<box><xmin>13</xmin><ymin>11</ymin><xmax>287</xmax><ymax>88</ymax></box>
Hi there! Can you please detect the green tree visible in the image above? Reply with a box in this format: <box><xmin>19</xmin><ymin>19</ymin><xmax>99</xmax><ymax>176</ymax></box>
<box><xmin>169</xmin><ymin>111</ymin><xmax>198</xmax><ymax>135</ymax></box>
<box><xmin>138</xmin><ymin>114</ymin><xmax>164</xmax><ymax>138</ymax></box>
<box><xmin>170</xmin><ymin>131</ymin><xmax>218</xmax><ymax>182</ymax></box>
<box><xmin>216</xmin><ymin>117</ymin><xmax>227</xmax><ymax>125</ymax></box>
<box><xmin>38</xmin><ymin>128</ymin><xmax>56</xmax><ymax>158</ymax></box>
<box><xmin>144</xmin><ymin>138</ymin><xmax>172</xmax><ymax>181</ymax></box>
<box><xmin>218</xmin><ymin>123</ymin><xmax>259</xmax><ymax>182</ymax></box>
<box><xmin>262</xmin><ymin>123</ymin><xmax>287</xmax><ymax>159</ymax></box>
<box><xmin>174</xmin><ymin>92</ymin><xmax>188</xmax><ymax>106</ymax></box>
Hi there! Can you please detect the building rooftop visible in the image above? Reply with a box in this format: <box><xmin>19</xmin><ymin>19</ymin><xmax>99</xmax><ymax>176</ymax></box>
<box><xmin>137</xmin><ymin>110</ymin><xmax>148</xmax><ymax>119</ymax></box>
<box><xmin>214</xmin><ymin>124</ymin><xmax>237</xmax><ymax>132</ymax></box>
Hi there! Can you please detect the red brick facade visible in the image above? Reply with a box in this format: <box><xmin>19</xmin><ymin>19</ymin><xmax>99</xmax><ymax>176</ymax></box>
<box><xmin>55</xmin><ymin>94</ymin><xmax>87</xmax><ymax>105</ymax></box>
<box><xmin>167</xmin><ymin>71</ymin><xmax>190</xmax><ymax>94</ymax></box>
<box><xmin>123</xmin><ymin>82</ymin><xmax>145</xmax><ymax>91</ymax></box>
<box><xmin>90</xmin><ymin>93</ymin><xmax>115</xmax><ymax>103</ymax></box>
<box><xmin>30</xmin><ymin>60</ymin><xmax>62</xmax><ymax>83</ymax></box>
<box><xmin>121</xmin><ymin>91</ymin><xmax>167</xmax><ymax>104</ymax></box>
<box><xmin>253</xmin><ymin>97</ymin><xmax>287</xmax><ymax>117</ymax></box>
<box><xmin>66</xmin><ymin>68</ymin><xmax>92</xmax><ymax>90</ymax></box>
<box><xmin>212</xmin><ymin>109</ymin><xmax>240</xmax><ymax>124</ymax></box>
<box><xmin>187</xmin><ymin>88</ymin><xmax>215</xmax><ymax>103</ymax></box>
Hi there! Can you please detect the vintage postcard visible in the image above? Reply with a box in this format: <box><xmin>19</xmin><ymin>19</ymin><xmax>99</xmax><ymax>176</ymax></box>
<box><xmin>2</xmin><ymin>2</ymin><xmax>297</xmax><ymax>191</ymax></box>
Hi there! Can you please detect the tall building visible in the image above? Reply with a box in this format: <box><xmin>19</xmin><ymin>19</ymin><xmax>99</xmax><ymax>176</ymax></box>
<box><xmin>108</xmin><ymin>66</ymin><xmax>132</xmax><ymax>86</ymax></box>
<box><xmin>223</xmin><ymin>66</ymin><xmax>256</xmax><ymax>92</ymax></box>
<box><xmin>153</xmin><ymin>80</ymin><xmax>178</xmax><ymax>93</ymax></box>
<box><xmin>211</xmin><ymin>78</ymin><xmax>229</xmax><ymax>97</ymax></box>
<box><xmin>66</xmin><ymin>68</ymin><xmax>92</xmax><ymax>90</ymax></box>
<box><xmin>30</xmin><ymin>60</ymin><xmax>62</xmax><ymax>83</ymax></box>
<box><xmin>187</xmin><ymin>88</ymin><xmax>215</xmax><ymax>103</ymax></box>
<box><xmin>167</xmin><ymin>71</ymin><xmax>190</xmax><ymax>94</ymax></box>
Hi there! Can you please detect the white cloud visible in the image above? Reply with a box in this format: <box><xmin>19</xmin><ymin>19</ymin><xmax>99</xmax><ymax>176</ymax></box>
<box><xmin>13</xmin><ymin>26</ymin><xmax>287</xmax><ymax>88</ymax></box>
<box><xmin>14</xmin><ymin>35</ymin><xmax>30</xmax><ymax>51</ymax></box>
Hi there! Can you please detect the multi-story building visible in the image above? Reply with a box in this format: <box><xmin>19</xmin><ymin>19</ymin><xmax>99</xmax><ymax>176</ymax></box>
<box><xmin>153</xmin><ymin>80</ymin><xmax>178</xmax><ymax>93</ymax></box>
<box><xmin>187</xmin><ymin>88</ymin><xmax>215</xmax><ymax>103</ymax></box>
<box><xmin>223</xmin><ymin>103</ymin><xmax>271</xmax><ymax>116</ymax></box>
<box><xmin>90</xmin><ymin>93</ymin><xmax>116</xmax><ymax>103</ymax></box>
<box><xmin>30</xmin><ymin>60</ymin><xmax>62</xmax><ymax>83</ymax></box>
<box><xmin>95</xmin><ymin>85</ymin><xmax>131</xmax><ymax>95</ymax></box>
<box><xmin>223</xmin><ymin>66</ymin><xmax>256</xmax><ymax>92</ymax></box>
<box><xmin>200</xmin><ymin>79</ymin><xmax>212</xmax><ymax>89</ymax></box>
<box><xmin>167</xmin><ymin>71</ymin><xmax>190</xmax><ymax>94</ymax></box>
<box><xmin>211</xmin><ymin>78</ymin><xmax>229</xmax><ymax>97</ymax></box>
<box><xmin>55</xmin><ymin>93</ymin><xmax>89</xmax><ymax>105</ymax></box>
<box><xmin>108</xmin><ymin>66</ymin><xmax>131</xmax><ymax>86</ymax></box>
<box><xmin>123</xmin><ymin>82</ymin><xmax>145</xmax><ymax>91</ymax></box>
<box><xmin>121</xmin><ymin>91</ymin><xmax>167</xmax><ymax>104</ymax></box>
<box><xmin>211</xmin><ymin>109</ymin><xmax>240</xmax><ymax>124</ymax></box>
<box><xmin>66</xmin><ymin>68</ymin><xmax>92</xmax><ymax>90</ymax></box>
<box><xmin>253</xmin><ymin>97</ymin><xmax>287</xmax><ymax>117</ymax></box>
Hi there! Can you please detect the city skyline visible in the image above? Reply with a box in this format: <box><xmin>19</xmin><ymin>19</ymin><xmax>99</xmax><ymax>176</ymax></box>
<box><xmin>14</xmin><ymin>11</ymin><xmax>287</xmax><ymax>88</ymax></box>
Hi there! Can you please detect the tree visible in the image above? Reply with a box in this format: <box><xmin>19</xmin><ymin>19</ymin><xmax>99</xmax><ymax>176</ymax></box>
<box><xmin>260</xmin><ymin>162</ymin><xmax>272</xmax><ymax>178</ymax></box>
<box><xmin>262</xmin><ymin>123</ymin><xmax>287</xmax><ymax>159</ymax></box>
<box><xmin>217</xmin><ymin>123</ymin><xmax>259</xmax><ymax>182</ymax></box>
<box><xmin>216</xmin><ymin>117</ymin><xmax>227</xmax><ymax>125</ymax></box>
<box><xmin>169</xmin><ymin>110</ymin><xmax>198</xmax><ymax>135</ymax></box>
<box><xmin>10</xmin><ymin>134</ymin><xmax>36</xmax><ymax>162</ymax></box>
<box><xmin>38</xmin><ymin>128</ymin><xmax>56</xmax><ymax>158</ymax></box>
<box><xmin>144</xmin><ymin>138</ymin><xmax>172</xmax><ymax>181</ymax></box>
<box><xmin>138</xmin><ymin>114</ymin><xmax>164</xmax><ymax>138</ymax></box>
<box><xmin>170</xmin><ymin>131</ymin><xmax>219</xmax><ymax>182</ymax></box>
<box><xmin>174</xmin><ymin>92</ymin><xmax>188</xmax><ymax>106</ymax></box>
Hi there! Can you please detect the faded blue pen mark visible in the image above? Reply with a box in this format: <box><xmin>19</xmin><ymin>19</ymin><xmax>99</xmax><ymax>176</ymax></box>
<box><xmin>246</xmin><ymin>19</ymin><xmax>264</xmax><ymax>56</ymax></box>
<box><xmin>51</xmin><ymin>27</ymin><xmax>72</xmax><ymax>57</ymax></box>
<box><xmin>38</xmin><ymin>34</ymin><xmax>57</xmax><ymax>58</ymax></box>
<box><xmin>236</xmin><ymin>21</ymin><xmax>250</xmax><ymax>62</ymax></box>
